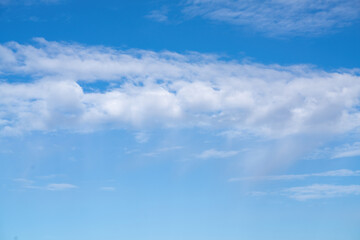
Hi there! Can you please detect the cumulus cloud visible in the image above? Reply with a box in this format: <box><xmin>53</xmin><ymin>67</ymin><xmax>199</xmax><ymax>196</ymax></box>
<box><xmin>285</xmin><ymin>184</ymin><xmax>360</xmax><ymax>201</ymax></box>
<box><xmin>1</xmin><ymin>38</ymin><xmax>360</xmax><ymax>139</ymax></box>
<box><xmin>183</xmin><ymin>0</ymin><xmax>360</xmax><ymax>36</ymax></box>
<box><xmin>229</xmin><ymin>169</ymin><xmax>360</xmax><ymax>182</ymax></box>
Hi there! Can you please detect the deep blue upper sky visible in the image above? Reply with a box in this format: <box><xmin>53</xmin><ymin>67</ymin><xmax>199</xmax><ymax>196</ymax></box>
<box><xmin>1</xmin><ymin>0</ymin><xmax>359</xmax><ymax>69</ymax></box>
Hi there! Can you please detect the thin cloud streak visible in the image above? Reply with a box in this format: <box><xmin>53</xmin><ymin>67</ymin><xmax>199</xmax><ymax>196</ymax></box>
<box><xmin>13</xmin><ymin>178</ymin><xmax>77</xmax><ymax>191</ymax></box>
<box><xmin>142</xmin><ymin>146</ymin><xmax>183</xmax><ymax>157</ymax></box>
<box><xmin>197</xmin><ymin>149</ymin><xmax>239</xmax><ymax>159</ymax></box>
<box><xmin>229</xmin><ymin>169</ymin><xmax>360</xmax><ymax>182</ymax></box>
<box><xmin>146</xmin><ymin>9</ymin><xmax>169</xmax><ymax>22</ymax></box>
<box><xmin>285</xmin><ymin>184</ymin><xmax>360</xmax><ymax>201</ymax></box>
<box><xmin>332</xmin><ymin>142</ymin><xmax>360</xmax><ymax>159</ymax></box>
<box><xmin>183</xmin><ymin>0</ymin><xmax>360</xmax><ymax>36</ymax></box>
<box><xmin>44</xmin><ymin>183</ymin><xmax>77</xmax><ymax>191</ymax></box>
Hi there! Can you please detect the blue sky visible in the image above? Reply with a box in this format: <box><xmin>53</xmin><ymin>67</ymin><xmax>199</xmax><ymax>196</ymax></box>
<box><xmin>0</xmin><ymin>0</ymin><xmax>360</xmax><ymax>240</ymax></box>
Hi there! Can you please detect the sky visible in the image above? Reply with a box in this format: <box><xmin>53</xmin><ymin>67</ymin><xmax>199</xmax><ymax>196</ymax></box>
<box><xmin>0</xmin><ymin>0</ymin><xmax>360</xmax><ymax>239</ymax></box>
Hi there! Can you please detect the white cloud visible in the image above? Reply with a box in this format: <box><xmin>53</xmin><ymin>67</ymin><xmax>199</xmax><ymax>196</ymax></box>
<box><xmin>305</xmin><ymin>141</ymin><xmax>360</xmax><ymax>160</ymax></box>
<box><xmin>229</xmin><ymin>169</ymin><xmax>360</xmax><ymax>182</ymax></box>
<box><xmin>36</xmin><ymin>174</ymin><xmax>64</xmax><ymax>179</ymax></box>
<box><xmin>1</xmin><ymin>38</ymin><xmax>360</xmax><ymax>140</ymax></box>
<box><xmin>183</xmin><ymin>0</ymin><xmax>360</xmax><ymax>36</ymax></box>
<box><xmin>247</xmin><ymin>191</ymin><xmax>267</xmax><ymax>197</ymax></box>
<box><xmin>197</xmin><ymin>149</ymin><xmax>238</xmax><ymax>159</ymax></box>
<box><xmin>45</xmin><ymin>183</ymin><xmax>77</xmax><ymax>191</ymax></box>
<box><xmin>135</xmin><ymin>132</ymin><xmax>150</xmax><ymax>143</ymax></box>
<box><xmin>142</xmin><ymin>145</ymin><xmax>183</xmax><ymax>157</ymax></box>
<box><xmin>314</xmin><ymin>169</ymin><xmax>360</xmax><ymax>177</ymax></box>
<box><xmin>285</xmin><ymin>184</ymin><xmax>360</xmax><ymax>201</ymax></box>
<box><xmin>334</xmin><ymin>149</ymin><xmax>360</xmax><ymax>158</ymax></box>
<box><xmin>13</xmin><ymin>178</ymin><xmax>77</xmax><ymax>191</ymax></box>
<box><xmin>13</xmin><ymin>178</ymin><xmax>34</xmax><ymax>185</ymax></box>
<box><xmin>146</xmin><ymin>9</ymin><xmax>169</xmax><ymax>22</ymax></box>
<box><xmin>332</xmin><ymin>142</ymin><xmax>360</xmax><ymax>159</ymax></box>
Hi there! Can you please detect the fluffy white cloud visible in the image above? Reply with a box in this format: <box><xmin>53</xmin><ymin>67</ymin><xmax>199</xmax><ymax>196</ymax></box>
<box><xmin>285</xmin><ymin>184</ymin><xmax>360</xmax><ymax>201</ymax></box>
<box><xmin>1</xmin><ymin>38</ymin><xmax>360</xmax><ymax>138</ymax></box>
<box><xmin>183</xmin><ymin>0</ymin><xmax>360</xmax><ymax>35</ymax></box>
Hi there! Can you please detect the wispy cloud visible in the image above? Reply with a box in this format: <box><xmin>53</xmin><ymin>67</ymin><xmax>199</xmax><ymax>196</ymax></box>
<box><xmin>197</xmin><ymin>149</ymin><xmax>238</xmax><ymax>159</ymax></box>
<box><xmin>332</xmin><ymin>142</ymin><xmax>360</xmax><ymax>159</ymax></box>
<box><xmin>13</xmin><ymin>178</ymin><xmax>77</xmax><ymax>191</ymax></box>
<box><xmin>146</xmin><ymin>8</ymin><xmax>169</xmax><ymax>22</ymax></box>
<box><xmin>134</xmin><ymin>132</ymin><xmax>150</xmax><ymax>143</ymax></box>
<box><xmin>305</xmin><ymin>141</ymin><xmax>360</xmax><ymax>160</ymax></box>
<box><xmin>183</xmin><ymin>0</ymin><xmax>360</xmax><ymax>36</ymax></box>
<box><xmin>333</xmin><ymin>149</ymin><xmax>360</xmax><ymax>158</ymax></box>
<box><xmin>35</xmin><ymin>174</ymin><xmax>65</xmax><ymax>179</ymax></box>
<box><xmin>1</xmin><ymin>38</ymin><xmax>360</xmax><ymax>141</ymax></box>
<box><xmin>44</xmin><ymin>183</ymin><xmax>77</xmax><ymax>191</ymax></box>
<box><xmin>13</xmin><ymin>178</ymin><xmax>34</xmax><ymax>186</ymax></box>
<box><xmin>284</xmin><ymin>184</ymin><xmax>360</xmax><ymax>201</ymax></box>
<box><xmin>142</xmin><ymin>146</ymin><xmax>183</xmax><ymax>157</ymax></box>
<box><xmin>229</xmin><ymin>169</ymin><xmax>360</xmax><ymax>182</ymax></box>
